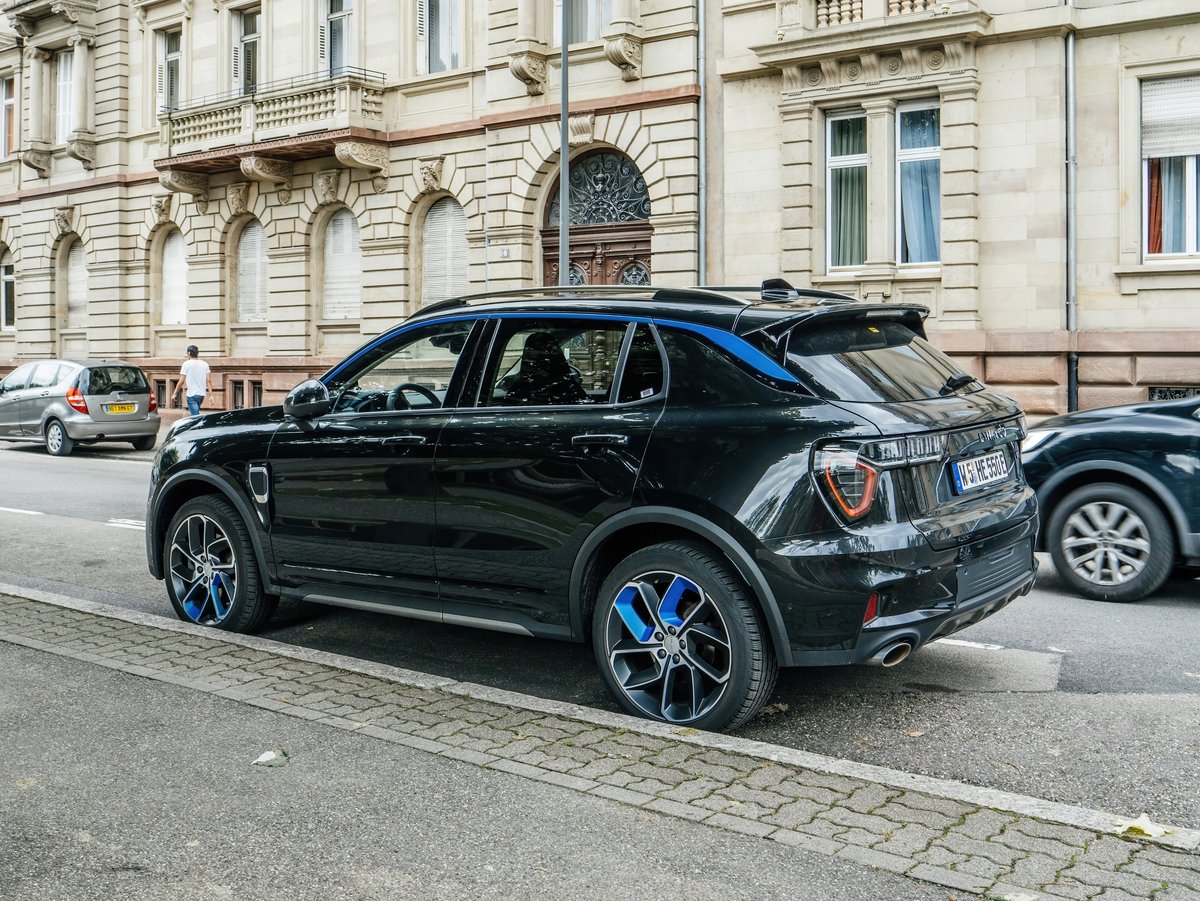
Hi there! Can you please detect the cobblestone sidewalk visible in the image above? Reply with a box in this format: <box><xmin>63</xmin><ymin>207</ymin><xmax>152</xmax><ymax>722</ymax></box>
<box><xmin>2</xmin><ymin>590</ymin><xmax>1198</xmax><ymax>901</ymax></box>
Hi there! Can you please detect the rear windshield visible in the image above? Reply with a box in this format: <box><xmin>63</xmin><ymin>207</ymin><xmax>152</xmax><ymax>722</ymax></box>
<box><xmin>82</xmin><ymin>365</ymin><xmax>149</xmax><ymax>395</ymax></box>
<box><xmin>784</xmin><ymin>319</ymin><xmax>977</xmax><ymax>403</ymax></box>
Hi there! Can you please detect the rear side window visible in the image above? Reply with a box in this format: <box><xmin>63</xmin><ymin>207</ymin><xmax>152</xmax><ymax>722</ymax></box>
<box><xmin>616</xmin><ymin>324</ymin><xmax>664</xmax><ymax>403</ymax></box>
<box><xmin>29</xmin><ymin>362</ymin><xmax>64</xmax><ymax>389</ymax></box>
<box><xmin>82</xmin><ymin>366</ymin><xmax>149</xmax><ymax>395</ymax></box>
<box><xmin>784</xmin><ymin>319</ymin><xmax>975</xmax><ymax>403</ymax></box>
<box><xmin>484</xmin><ymin>319</ymin><xmax>628</xmax><ymax>407</ymax></box>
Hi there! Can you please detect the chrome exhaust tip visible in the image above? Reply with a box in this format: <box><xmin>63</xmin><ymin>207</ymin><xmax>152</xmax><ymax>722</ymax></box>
<box><xmin>867</xmin><ymin>641</ymin><xmax>913</xmax><ymax>668</ymax></box>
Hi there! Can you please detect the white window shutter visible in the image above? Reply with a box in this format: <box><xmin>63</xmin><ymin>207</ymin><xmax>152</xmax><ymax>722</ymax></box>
<box><xmin>1142</xmin><ymin>75</ymin><xmax>1200</xmax><ymax>159</ymax></box>
<box><xmin>552</xmin><ymin>0</ymin><xmax>563</xmax><ymax>47</ymax></box>
<box><xmin>237</xmin><ymin>220</ymin><xmax>268</xmax><ymax>323</ymax></box>
<box><xmin>155</xmin><ymin>31</ymin><xmax>165</xmax><ymax>110</ymax></box>
<box><xmin>322</xmin><ymin>209</ymin><xmax>361</xmax><ymax>320</ymax></box>
<box><xmin>416</xmin><ymin>0</ymin><xmax>429</xmax><ymax>75</ymax></box>
<box><xmin>161</xmin><ymin>230</ymin><xmax>189</xmax><ymax>326</ymax></box>
<box><xmin>66</xmin><ymin>241</ymin><xmax>87</xmax><ymax>328</ymax></box>
<box><xmin>317</xmin><ymin>21</ymin><xmax>328</xmax><ymax>73</ymax></box>
<box><xmin>231</xmin><ymin>13</ymin><xmax>241</xmax><ymax>89</ymax></box>
<box><xmin>422</xmin><ymin>198</ymin><xmax>468</xmax><ymax>305</ymax></box>
<box><xmin>56</xmin><ymin>51</ymin><xmax>74</xmax><ymax>143</ymax></box>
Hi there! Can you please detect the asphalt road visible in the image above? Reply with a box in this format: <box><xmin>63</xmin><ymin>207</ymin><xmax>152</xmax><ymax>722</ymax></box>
<box><xmin>2</xmin><ymin>442</ymin><xmax>1197</xmax><ymax>831</ymax></box>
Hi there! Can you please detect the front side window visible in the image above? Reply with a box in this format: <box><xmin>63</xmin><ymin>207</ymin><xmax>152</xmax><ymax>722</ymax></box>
<box><xmin>56</xmin><ymin>50</ymin><xmax>74</xmax><ymax>144</ymax></box>
<box><xmin>1143</xmin><ymin>75</ymin><xmax>1200</xmax><ymax>258</ymax></box>
<box><xmin>897</xmin><ymin>105</ymin><xmax>941</xmax><ymax>264</ymax></box>
<box><xmin>417</xmin><ymin>0</ymin><xmax>459</xmax><ymax>74</ymax></box>
<box><xmin>827</xmin><ymin>113</ymin><xmax>866</xmax><ymax>269</ymax></box>
<box><xmin>422</xmin><ymin>197</ymin><xmax>468</xmax><ymax>304</ymax></box>
<box><xmin>235</xmin><ymin>220</ymin><xmax>268</xmax><ymax>323</ymax></box>
<box><xmin>484</xmin><ymin>319</ymin><xmax>627</xmax><ymax>407</ymax></box>
<box><xmin>160</xmin><ymin>229</ymin><xmax>188</xmax><ymax>326</ymax></box>
<box><xmin>1</xmin><ymin>250</ymin><xmax>14</xmax><ymax>331</ymax></box>
<box><xmin>64</xmin><ymin>240</ymin><xmax>87</xmax><ymax>328</ymax></box>
<box><xmin>1</xmin><ymin>77</ymin><xmax>16</xmax><ymax>157</ymax></box>
<box><xmin>552</xmin><ymin>0</ymin><xmax>613</xmax><ymax>46</ymax></box>
<box><xmin>324</xmin><ymin>0</ymin><xmax>353</xmax><ymax>75</ymax></box>
<box><xmin>322</xmin><ymin>208</ymin><xmax>361</xmax><ymax>320</ymax></box>
<box><xmin>236</xmin><ymin>7</ymin><xmax>261</xmax><ymax>95</ymax></box>
<box><xmin>1</xmin><ymin>363</ymin><xmax>34</xmax><ymax>392</ymax></box>
<box><xmin>329</xmin><ymin>321</ymin><xmax>476</xmax><ymax>414</ymax></box>
<box><xmin>159</xmin><ymin>29</ymin><xmax>182</xmax><ymax>111</ymax></box>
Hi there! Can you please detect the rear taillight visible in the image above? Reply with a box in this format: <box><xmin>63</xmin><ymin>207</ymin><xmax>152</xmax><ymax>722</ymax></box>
<box><xmin>816</xmin><ymin>446</ymin><xmax>879</xmax><ymax>520</ymax></box>
<box><xmin>149</xmin><ymin>394</ymin><xmax>157</xmax><ymax>412</ymax></box>
<box><xmin>66</xmin><ymin>387</ymin><xmax>88</xmax><ymax>414</ymax></box>
<box><xmin>863</xmin><ymin>592</ymin><xmax>879</xmax><ymax>624</ymax></box>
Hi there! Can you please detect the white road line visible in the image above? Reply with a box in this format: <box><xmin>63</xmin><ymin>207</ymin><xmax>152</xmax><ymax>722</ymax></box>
<box><xmin>106</xmin><ymin>519</ymin><xmax>146</xmax><ymax>530</ymax></box>
<box><xmin>0</xmin><ymin>506</ymin><xmax>45</xmax><ymax>516</ymax></box>
<box><xmin>938</xmin><ymin>638</ymin><xmax>1005</xmax><ymax>651</ymax></box>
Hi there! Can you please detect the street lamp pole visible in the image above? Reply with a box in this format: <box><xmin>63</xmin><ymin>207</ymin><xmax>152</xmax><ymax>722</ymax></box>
<box><xmin>558</xmin><ymin>1</ymin><xmax>570</xmax><ymax>285</ymax></box>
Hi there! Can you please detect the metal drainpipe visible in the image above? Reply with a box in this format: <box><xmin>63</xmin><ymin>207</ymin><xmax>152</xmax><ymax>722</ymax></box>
<box><xmin>1065</xmin><ymin>0</ymin><xmax>1079</xmax><ymax>411</ymax></box>
<box><xmin>697</xmin><ymin>0</ymin><xmax>707</xmax><ymax>282</ymax></box>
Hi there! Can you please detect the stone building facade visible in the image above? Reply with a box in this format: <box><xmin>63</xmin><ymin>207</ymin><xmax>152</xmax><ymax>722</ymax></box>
<box><xmin>0</xmin><ymin>0</ymin><xmax>1196</xmax><ymax>416</ymax></box>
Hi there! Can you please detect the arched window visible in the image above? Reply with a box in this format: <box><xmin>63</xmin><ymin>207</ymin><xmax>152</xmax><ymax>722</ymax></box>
<box><xmin>0</xmin><ymin>249</ymin><xmax>14</xmax><ymax>332</ymax></box>
<box><xmin>64</xmin><ymin>239</ymin><xmax>87</xmax><ymax>329</ymax></box>
<box><xmin>160</xmin><ymin>229</ymin><xmax>189</xmax><ymax>326</ymax></box>
<box><xmin>235</xmin><ymin>219</ymin><xmax>268</xmax><ymax>322</ymax></box>
<box><xmin>422</xmin><ymin>197</ymin><xmax>468</xmax><ymax>305</ymax></box>
<box><xmin>322</xmin><ymin>208</ymin><xmax>361</xmax><ymax>320</ymax></box>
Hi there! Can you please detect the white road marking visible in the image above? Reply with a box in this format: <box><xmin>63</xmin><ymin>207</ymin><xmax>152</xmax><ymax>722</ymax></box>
<box><xmin>106</xmin><ymin>519</ymin><xmax>146</xmax><ymax>530</ymax></box>
<box><xmin>1048</xmin><ymin>646</ymin><xmax>1071</xmax><ymax>654</ymax></box>
<box><xmin>0</xmin><ymin>506</ymin><xmax>44</xmax><ymax>516</ymax></box>
<box><xmin>1185</xmin><ymin>672</ymin><xmax>1200</xmax><ymax>681</ymax></box>
<box><xmin>938</xmin><ymin>638</ymin><xmax>1005</xmax><ymax>651</ymax></box>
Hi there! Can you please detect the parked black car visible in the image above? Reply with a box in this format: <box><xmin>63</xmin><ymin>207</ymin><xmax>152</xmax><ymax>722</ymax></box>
<box><xmin>1022</xmin><ymin>396</ymin><xmax>1200</xmax><ymax>602</ymax></box>
<box><xmin>145</xmin><ymin>283</ymin><xmax>1037</xmax><ymax>731</ymax></box>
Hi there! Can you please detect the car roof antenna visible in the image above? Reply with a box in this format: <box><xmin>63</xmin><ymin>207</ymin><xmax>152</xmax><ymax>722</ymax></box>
<box><xmin>760</xmin><ymin>278</ymin><xmax>797</xmax><ymax>301</ymax></box>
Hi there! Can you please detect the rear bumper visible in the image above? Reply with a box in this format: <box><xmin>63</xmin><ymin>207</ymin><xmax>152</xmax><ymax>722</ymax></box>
<box><xmin>63</xmin><ymin>413</ymin><xmax>159</xmax><ymax>440</ymax></box>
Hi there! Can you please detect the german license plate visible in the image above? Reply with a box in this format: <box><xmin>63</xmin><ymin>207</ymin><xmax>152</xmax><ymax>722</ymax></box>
<box><xmin>951</xmin><ymin>449</ymin><xmax>1009</xmax><ymax>493</ymax></box>
<box><xmin>105</xmin><ymin>403</ymin><xmax>136</xmax><ymax>414</ymax></box>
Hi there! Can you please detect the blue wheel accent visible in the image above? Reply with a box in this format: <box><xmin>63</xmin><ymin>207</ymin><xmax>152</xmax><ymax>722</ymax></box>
<box><xmin>602</xmin><ymin>569</ymin><xmax>732</xmax><ymax>725</ymax></box>
<box><xmin>167</xmin><ymin>513</ymin><xmax>239</xmax><ymax>626</ymax></box>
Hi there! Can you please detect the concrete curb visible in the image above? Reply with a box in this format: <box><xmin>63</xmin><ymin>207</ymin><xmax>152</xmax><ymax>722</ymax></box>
<box><xmin>3</xmin><ymin>579</ymin><xmax>1197</xmax><ymax>857</ymax></box>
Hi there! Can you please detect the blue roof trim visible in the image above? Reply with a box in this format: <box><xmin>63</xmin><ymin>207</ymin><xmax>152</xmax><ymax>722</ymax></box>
<box><xmin>324</xmin><ymin>311</ymin><xmax>799</xmax><ymax>386</ymax></box>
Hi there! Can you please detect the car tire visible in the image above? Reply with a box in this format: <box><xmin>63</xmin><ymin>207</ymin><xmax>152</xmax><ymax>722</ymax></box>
<box><xmin>591</xmin><ymin>540</ymin><xmax>778</xmax><ymax>732</ymax></box>
<box><xmin>1047</xmin><ymin>483</ymin><xmax>1174</xmax><ymax>602</ymax></box>
<box><xmin>44</xmin><ymin>420</ymin><xmax>73</xmax><ymax>456</ymax></box>
<box><xmin>163</xmin><ymin>495</ymin><xmax>274</xmax><ymax>632</ymax></box>
<box><xmin>131</xmin><ymin>435</ymin><xmax>156</xmax><ymax>451</ymax></box>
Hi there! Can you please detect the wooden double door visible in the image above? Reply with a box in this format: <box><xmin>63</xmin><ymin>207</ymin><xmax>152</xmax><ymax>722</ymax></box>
<box><xmin>542</xmin><ymin>224</ymin><xmax>651</xmax><ymax>287</ymax></box>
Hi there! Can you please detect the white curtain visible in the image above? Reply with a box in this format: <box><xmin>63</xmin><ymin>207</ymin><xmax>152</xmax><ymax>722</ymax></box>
<box><xmin>236</xmin><ymin>220</ymin><xmax>268</xmax><ymax>322</ymax></box>
<box><xmin>899</xmin><ymin>160</ymin><xmax>940</xmax><ymax>264</ymax></box>
<box><xmin>422</xmin><ymin>198</ymin><xmax>468</xmax><ymax>304</ymax></box>
<box><xmin>1159</xmin><ymin>156</ymin><xmax>1187</xmax><ymax>254</ymax></box>
<box><xmin>161</xmin><ymin>229</ymin><xmax>189</xmax><ymax>326</ymax></box>
<box><xmin>322</xmin><ymin>208</ymin><xmax>362</xmax><ymax>320</ymax></box>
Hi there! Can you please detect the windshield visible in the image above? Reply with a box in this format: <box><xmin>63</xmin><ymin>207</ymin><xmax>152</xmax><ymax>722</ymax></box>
<box><xmin>784</xmin><ymin>319</ymin><xmax>978</xmax><ymax>403</ymax></box>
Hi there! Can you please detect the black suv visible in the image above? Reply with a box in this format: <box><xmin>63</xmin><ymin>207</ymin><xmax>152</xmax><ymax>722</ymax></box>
<box><xmin>146</xmin><ymin>283</ymin><xmax>1037</xmax><ymax>731</ymax></box>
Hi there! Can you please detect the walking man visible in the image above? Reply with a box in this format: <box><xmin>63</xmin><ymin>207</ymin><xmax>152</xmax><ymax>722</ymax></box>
<box><xmin>175</xmin><ymin>344</ymin><xmax>211</xmax><ymax>416</ymax></box>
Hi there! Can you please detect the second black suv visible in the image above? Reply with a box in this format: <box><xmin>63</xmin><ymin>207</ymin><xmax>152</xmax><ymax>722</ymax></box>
<box><xmin>146</xmin><ymin>283</ymin><xmax>1037</xmax><ymax>731</ymax></box>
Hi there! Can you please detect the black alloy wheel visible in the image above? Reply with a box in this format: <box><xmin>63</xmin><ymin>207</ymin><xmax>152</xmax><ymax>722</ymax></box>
<box><xmin>163</xmin><ymin>495</ymin><xmax>275</xmax><ymax>632</ymax></box>
<box><xmin>592</xmin><ymin>541</ymin><xmax>778</xmax><ymax>732</ymax></box>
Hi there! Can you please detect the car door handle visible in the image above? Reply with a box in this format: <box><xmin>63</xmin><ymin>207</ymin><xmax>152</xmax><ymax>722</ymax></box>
<box><xmin>572</xmin><ymin>434</ymin><xmax>630</xmax><ymax>446</ymax></box>
<box><xmin>39</xmin><ymin>392</ymin><xmax>50</xmax><ymax>397</ymax></box>
<box><xmin>383</xmin><ymin>434</ymin><xmax>428</xmax><ymax>446</ymax></box>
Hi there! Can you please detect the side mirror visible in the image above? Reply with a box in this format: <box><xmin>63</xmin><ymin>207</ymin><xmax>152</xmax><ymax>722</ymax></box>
<box><xmin>283</xmin><ymin>379</ymin><xmax>332</xmax><ymax>420</ymax></box>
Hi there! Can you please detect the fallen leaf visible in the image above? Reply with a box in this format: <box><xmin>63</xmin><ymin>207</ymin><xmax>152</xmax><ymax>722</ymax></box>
<box><xmin>759</xmin><ymin>703</ymin><xmax>790</xmax><ymax>716</ymax></box>
<box><xmin>905</xmin><ymin>730</ymin><xmax>925</xmax><ymax>738</ymax></box>
<box><xmin>1048</xmin><ymin>748</ymin><xmax>1063</xmax><ymax>758</ymax></box>
<box><xmin>253</xmin><ymin>749</ymin><xmax>291</xmax><ymax>768</ymax></box>
<box><xmin>675</xmin><ymin>727</ymin><xmax>700</xmax><ymax>736</ymax></box>
<box><xmin>1114</xmin><ymin>814</ymin><xmax>1175</xmax><ymax>838</ymax></box>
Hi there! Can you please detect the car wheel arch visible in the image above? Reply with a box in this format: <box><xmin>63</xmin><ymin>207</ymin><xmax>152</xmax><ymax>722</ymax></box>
<box><xmin>149</xmin><ymin>470</ymin><xmax>273</xmax><ymax>586</ymax></box>
<box><xmin>1036</xmin><ymin>461</ymin><xmax>1187</xmax><ymax>556</ymax></box>
<box><xmin>569</xmin><ymin>507</ymin><xmax>794</xmax><ymax>667</ymax></box>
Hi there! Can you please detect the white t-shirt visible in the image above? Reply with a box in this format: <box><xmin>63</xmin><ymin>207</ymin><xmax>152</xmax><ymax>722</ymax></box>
<box><xmin>180</xmin><ymin>358</ymin><xmax>210</xmax><ymax>396</ymax></box>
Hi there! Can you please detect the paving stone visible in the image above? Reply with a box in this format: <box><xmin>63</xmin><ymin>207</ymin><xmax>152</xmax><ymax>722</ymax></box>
<box><xmin>643</xmin><ymin>798</ymin><xmax>711</xmax><ymax>822</ymax></box>
<box><xmin>1089</xmin><ymin>891</ymin><xmax>1163</xmax><ymax>901</ymax></box>
<box><xmin>708</xmin><ymin>783</ymin><xmax>789</xmax><ymax>814</ymax></box>
<box><xmin>642</xmin><ymin>744</ymin><xmax>701</xmax><ymax>768</ymax></box>
<box><xmin>906</xmin><ymin>863</ymin><xmax>992</xmax><ymax>895</ymax></box>
<box><xmin>1009</xmin><ymin>819</ymin><xmax>1100</xmax><ymax>849</ymax></box>
<box><xmin>589</xmin><ymin>784</ymin><xmax>654</xmax><ymax>807</ymax></box>
<box><xmin>660</xmin><ymin>778</ymin><xmax>723</xmax><ymax>804</ymax></box>
<box><xmin>624</xmin><ymin>777</ymin><xmax>685</xmax><ymax>797</ymax></box>
<box><xmin>839</xmin><ymin>827</ymin><xmax>885</xmax><ymax>849</ymax></box>
<box><xmin>937</xmin><ymin>832</ymin><xmax>1026</xmax><ymax>868</ymax></box>
<box><xmin>763</xmin><ymin>797</ymin><xmax>826</xmax><ymax>829</ymax></box>
<box><xmin>988</xmin><ymin>883</ymin><xmax>1063</xmax><ymax>901</ymax></box>
<box><xmin>840</xmin><ymin>782</ymin><xmax>902</xmax><ymax>814</ymax></box>
<box><xmin>953</xmin><ymin>853</ymin><xmax>1009</xmax><ymax>881</ymax></box>
<box><xmin>819</xmin><ymin>805</ymin><xmax>900</xmax><ymax>835</ymax></box>
<box><xmin>742</xmin><ymin>764</ymin><xmax>794</xmax><ymax>790</ymax></box>
<box><xmin>913</xmin><ymin>846</ymin><xmax>970</xmax><ymax>869</ymax></box>
<box><xmin>1156</xmin><ymin>886</ymin><xmax>1200</xmax><ymax>901</ymax></box>
<box><xmin>872</xmin><ymin>823</ymin><xmax>941</xmax><ymax>857</ymax></box>
<box><xmin>1123</xmin><ymin>856</ymin><xmax>1200</xmax><ymax>892</ymax></box>
<box><xmin>694</xmin><ymin>750</ymin><xmax>760</xmax><ymax>776</ymax></box>
<box><xmin>999</xmin><ymin>827</ymin><xmax>1089</xmax><ymax>860</ymax></box>
<box><xmin>835</xmin><ymin>844</ymin><xmax>913</xmax><ymax>875</ymax></box>
<box><xmin>1007</xmin><ymin>853</ymin><xmax>1074</xmax><ymax>890</ymax></box>
<box><xmin>570</xmin><ymin>758</ymin><xmax>631</xmax><ymax>781</ymax></box>
<box><xmin>954</xmin><ymin>808</ymin><xmax>1018</xmax><ymax>841</ymax></box>
<box><xmin>623</xmin><ymin>763</ymin><xmax>692</xmax><ymax>786</ymax></box>
<box><xmin>596</xmin><ymin>770</ymin><xmax>639</xmax><ymax>788</ymax></box>
<box><xmin>770</xmin><ymin>829</ymin><xmax>845</xmax><ymax>856</ymax></box>
<box><xmin>794</xmin><ymin>817</ymin><xmax>850</xmax><ymax>842</ymax></box>
<box><xmin>1059</xmin><ymin>862</ymin><xmax>1166</xmax><ymax>897</ymax></box>
<box><xmin>705</xmin><ymin>813</ymin><xmax>777</xmax><ymax>838</ymax></box>
<box><xmin>691</xmin><ymin>795</ymin><xmax>741</xmax><ymax>814</ymax></box>
<box><xmin>1136</xmin><ymin>846</ymin><xmax>1200</xmax><ymax>877</ymax></box>
<box><xmin>873</xmin><ymin>798</ymin><xmax>963</xmax><ymax>832</ymax></box>
<box><xmin>771</xmin><ymin>778</ymin><xmax>847</xmax><ymax>805</ymax></box>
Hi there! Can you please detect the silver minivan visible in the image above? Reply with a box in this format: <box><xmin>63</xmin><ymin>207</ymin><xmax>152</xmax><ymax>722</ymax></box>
<box><xmin>0</xmin><ymin>359</ymin><xmax>159</xmax><ymax>455</ymax></box>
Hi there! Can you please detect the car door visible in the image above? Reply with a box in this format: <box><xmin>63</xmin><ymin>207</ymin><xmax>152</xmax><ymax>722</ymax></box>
<box><xmin>19</xmin><ymin>361</ymin><xmax>68</xmax><ymax>435</ymax></box>
<box><xmin>264</xmin><ymin>319</ymin><xmax>481</xmax><ymax>614</ymax></box>
<box><xmin>0</xmin><ymin>363</ymin><xmax>35</xmax><ymax>436</ymax></box>
<box><xmin>434</xmin><ymin>317</ymin><xmax>667</xmax><ymax>636</ymax></box>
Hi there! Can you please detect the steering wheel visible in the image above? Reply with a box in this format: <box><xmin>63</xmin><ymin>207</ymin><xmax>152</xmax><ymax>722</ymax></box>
<box><xmin>386</xmin><ymin>382</ymin><xmax>441</xmax><ymax>411</ymax></box>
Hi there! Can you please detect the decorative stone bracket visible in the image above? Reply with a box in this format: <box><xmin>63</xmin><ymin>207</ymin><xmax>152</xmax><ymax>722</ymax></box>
<box><xmin>334</xmin><ymin>141</ymin><xmax>389</xmax><ymax>194</ymax></box>
<box><xmin>151</xmin><ymin>193</ymin><xmax>173</xmax><ymax>225</ymax></box>
<box><xmin>315</xmin><ymin>169</ymin><xmax>342</xmax><ymax>205</ymax></box>
<box><xmin>569</xmin><ymin>113</ymin><xmax>595</xmax><ymax>147</ymax></box>
<box><xmin>417</xmin><ymin>156</ymin><xmax>444</xmax><ymax>194</ymax></box>
<box><xmin>53</xmin><ymin>205</ymin><xmax>75</xmax><ymax>237</ymax></box>
<box><xmin>509</xmin><ymin>44</ymin><xmax>549</xmax><ymax>97</ymax></box>
<box><xmin>20</xmin><ymin>143</ymin><xmax>51</xmax><ymax>178</ymax></box>
<box><xmin>159</xmin><ymin>169</ymin><xmax>210</xmax><ymax>214</ymax></box>
<box><xmin>603</xmin><ymin>33</ymin><xmax>642</xmax><ymax>82</ymax></box>
<box><xmin>66</xmin><ymin>131</ymin><xmax>96</xmax><ymax>170</ymax></box>
<box><xmin>239</xmin><ymin>155</ymin><xmax>292</xmax><ymax>203</ymax></box>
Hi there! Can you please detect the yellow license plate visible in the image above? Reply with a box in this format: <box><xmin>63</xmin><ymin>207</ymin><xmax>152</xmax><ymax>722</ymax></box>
<box><xmin>106</xmin><ymin>403</ymin><xmax>136</xmax><ymax>414</ymax></box>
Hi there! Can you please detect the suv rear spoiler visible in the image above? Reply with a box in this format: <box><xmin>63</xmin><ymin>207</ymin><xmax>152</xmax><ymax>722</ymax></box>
<box><xmin>733</xmin><ymin>300</ymin><xmax>931</xmax><ymax>342</ymax></box>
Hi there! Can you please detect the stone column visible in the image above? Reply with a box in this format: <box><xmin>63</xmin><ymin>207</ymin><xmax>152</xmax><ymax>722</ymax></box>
<box><xmin>862</xmin><ymin>97</ymin><xmax>896</xmax><ymax>279</ymax></box>
<box><xmin>515</xmin><ymin>0</ymin><xmax>538</xmax><ymax>41</ymax></box>
<box><xmin>25</xmin><ymin>47</ymin><xmax>45</xmax><ymax>143</ymax></box>
<box><xmin>938</xmin><ymin>81</ymin><xmax>981</xmax><ymax>327</ymax></box>
<box><xmin>779</xmin><ymin>93</ymin><xmax>816</xmax><ymax>281</ymax></box>
<box><xmin>69</xmin><ymin>36</ymin><xmax>92</xmax><ymax>134</ymax></box>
